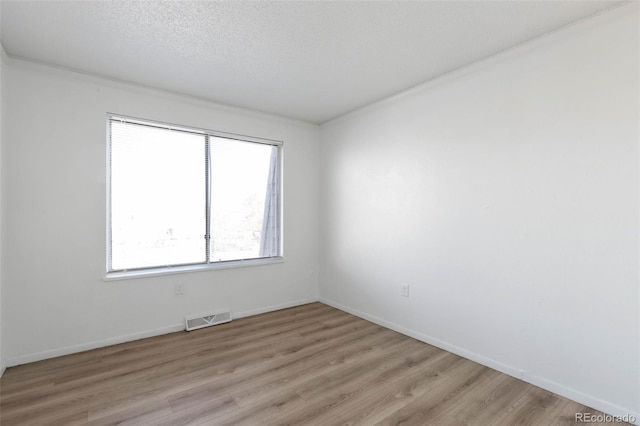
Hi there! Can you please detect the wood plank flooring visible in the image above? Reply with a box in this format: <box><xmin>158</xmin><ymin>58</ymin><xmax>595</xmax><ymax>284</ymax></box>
<box><xmin>0</xmin><ymin>302</ymin><xmax>616</xmax><ymax>425</ymax></box>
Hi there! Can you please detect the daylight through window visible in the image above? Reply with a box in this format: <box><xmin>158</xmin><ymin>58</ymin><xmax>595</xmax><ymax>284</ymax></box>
<box><xmin>107</xmin><ymin>116</ymin><xmax>282</xmax><ymax>273</ymax></box>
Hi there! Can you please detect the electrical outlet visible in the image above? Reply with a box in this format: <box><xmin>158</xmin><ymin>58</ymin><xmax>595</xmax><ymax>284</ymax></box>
<box><xmin>401</xmin><ymin>284</ymin><xmax>409</xmax><ymax>297</ymax></box>
<box><xmin>174</xmin><ymin>283</ymin><xmax>185</xmax><ymax>295</ymax></box>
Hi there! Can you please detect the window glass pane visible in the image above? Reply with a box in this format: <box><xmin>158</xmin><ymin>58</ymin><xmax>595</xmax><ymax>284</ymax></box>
<box><xmin>110</xmin><ymin>122</ymin><xmax>205</xmax><ymax>270</ymax></box>
<box><xmin>209</xmin><ymin>137</ymin><xmax>275</xmax><ymax>261</ymax></box>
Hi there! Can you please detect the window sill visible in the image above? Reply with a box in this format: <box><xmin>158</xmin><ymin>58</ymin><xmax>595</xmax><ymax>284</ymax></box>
<box><xmin>104</xmin><ymin>257</ymin><xmax>284</xmax><ymax>281</ymax></box>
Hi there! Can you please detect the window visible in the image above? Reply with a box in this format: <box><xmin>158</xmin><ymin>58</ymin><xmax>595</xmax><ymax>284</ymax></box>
<box><xmin>107</xmin><ymin>115</ymin><xmax>282</xmax><ymax>276</ymax></box>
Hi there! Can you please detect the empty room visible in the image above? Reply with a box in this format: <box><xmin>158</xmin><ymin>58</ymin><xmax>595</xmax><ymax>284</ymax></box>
<box><xmin>0</xmin><ymin>0</ymin><xmax>638</xmax><ymax>425</ymax></box>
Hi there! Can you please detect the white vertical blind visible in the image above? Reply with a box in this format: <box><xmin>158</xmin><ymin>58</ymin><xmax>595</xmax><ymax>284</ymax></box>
<box><xmin>109</xmin><ymin>120</ymin><xmax>206</xmax><ymax>270</ymax></box>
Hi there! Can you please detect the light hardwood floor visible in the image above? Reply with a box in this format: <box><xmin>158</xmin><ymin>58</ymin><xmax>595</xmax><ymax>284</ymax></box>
<box><xmin>0</xmin><ymin>302</ymin><xmax>617</xmax><ymax>425</ymax></box>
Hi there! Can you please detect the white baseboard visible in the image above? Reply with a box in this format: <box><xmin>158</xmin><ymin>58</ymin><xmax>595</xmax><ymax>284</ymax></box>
<box><xmin>319</xmin><ymin>297</ymin><xmax>523</xmax><ymax>378</ymax></box>
<box><xmin>522</xmin><ymin>373</ymin><xmax>639</xmax><ymax>426</ymax></box>
<box><xmin>319</xmin><ymin>297</ymin><xmax>639</xmax><ymax>426</ymax></box>
<box><xmin>7</xmin><ymin>323</ymin><xmax>185</xmax><ymax>367</ymax></box>
<box><xmin>6</xmin><ymin>298</ymin><xmax>319</xmax><ymax>368</ymax></box>
<box><xmin>233</xmin><ymin>298</ymin><xmax>318</xmax><ymax>319</ymax></box>
<box><xmin>0</xmin><ymin>359</ymin><xmax>6</xmax><ymax>378</ymax></box>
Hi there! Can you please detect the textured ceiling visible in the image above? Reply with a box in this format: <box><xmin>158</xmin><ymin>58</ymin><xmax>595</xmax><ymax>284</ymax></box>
<box><xmin>1</xmin><ymin>1</ymin><xmax>623</xmax><ymax>124</ymax></box>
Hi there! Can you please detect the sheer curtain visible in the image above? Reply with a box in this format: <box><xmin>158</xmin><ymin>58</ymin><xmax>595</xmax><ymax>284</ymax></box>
<box><xmin>259</xmin><ymin>146</ymin><xmax>281</xmax><ymax>257</ymax></box>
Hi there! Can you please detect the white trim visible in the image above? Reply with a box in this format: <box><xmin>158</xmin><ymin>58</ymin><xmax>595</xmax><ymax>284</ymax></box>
<box><xmin>233</xmin><ymin>298</ymin><xmax>317</xmax><ymax>320</ymax></box>
<box><xmin>104</xmin><ymin>257</ymin><xmax>284</xmax><ymax>281</ymax></box>
<box><xmin>5</xmin><ymin>297</ymin><xmax>317</xmax><ymax>367</ymax></box>
<box><xmin>522</xmin><ymin>373</ymin><xmax>639</xmax><ymax>426</ymax></box>
<box><xmin>106</xmin><ymin>116</ymin><xmax>284</xmax><ymax>278</ymax></box>
<box><xmin>319</xmin><ymin>298</ymin><xmax>523</xmax><ymax>378</ymax></box>
<box><xmin>6</xmin><ymin>323</ymin><xmax>184</xmax><ymax>367</ymax></box>
<box><xmin>0</xmin><ymin>38</ymin><xmax>5</xmax><ymax>382</ymax></box>
<box><xmin>108</xmin><ymin>113</ymin><xmax>283</xmax><ymax>146</ymax></box>
<box><xmin>319</xmin><ymin>297</ymin><xmax>639</xmax><ymax>425</ymax></box>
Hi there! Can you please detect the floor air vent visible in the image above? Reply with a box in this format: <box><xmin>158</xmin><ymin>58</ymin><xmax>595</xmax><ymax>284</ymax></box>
<box><xmin>185</xmin><ymin>309</ymin><xmax>232</xmax><ymax>331</ymax></box>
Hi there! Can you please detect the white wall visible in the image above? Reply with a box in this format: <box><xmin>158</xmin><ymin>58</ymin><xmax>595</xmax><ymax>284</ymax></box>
<box><xmin>2</xmin><ymin>2</ymin><xmax>638</xmax><ymax>421</ymax></box>
<box><xmin>3</xmin><ymin>59</ymin><xmax>320</xmax><ymax>365</ymax></box>
<box><xmin>0</xmin><ymin>2</ymin><xmax>5</xmax><ymax>377</ymax></box>
<box><xmin>320</xmin><ymin>3</ymin><xmax>639</xmax><ymax>419</ymax></box>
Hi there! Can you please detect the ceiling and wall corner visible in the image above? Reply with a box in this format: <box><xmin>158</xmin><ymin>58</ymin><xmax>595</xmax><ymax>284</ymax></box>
<box><xmin>0</xmin><ymin>0</ymin><xmax>625</xmax><ymax>124</ymax></box>
<box><xmin>319</xmin><ymin>1</ymin><xmax>639</xmax><ymax>420</ymax></box>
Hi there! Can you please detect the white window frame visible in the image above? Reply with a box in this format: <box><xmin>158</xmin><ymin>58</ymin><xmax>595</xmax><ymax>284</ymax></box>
<box><xmin>105</xmin><ymin>114</ymin><xmax>283</xmax><ymax>280</ymax></box>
